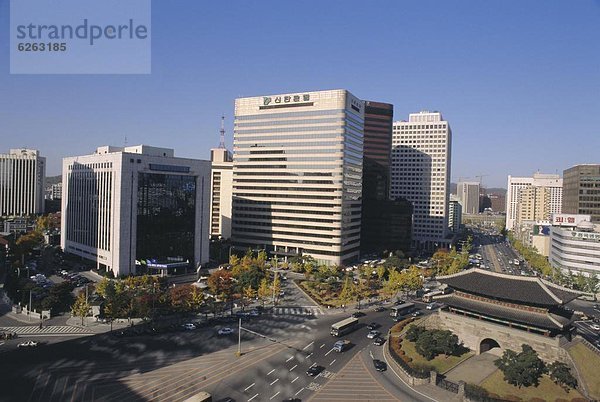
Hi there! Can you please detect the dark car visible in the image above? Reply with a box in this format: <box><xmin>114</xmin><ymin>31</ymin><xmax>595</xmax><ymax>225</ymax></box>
<box><xmin>367</xmin><ymin>322</ymin><xmax>378</xmax><ymax>330</ymax></box>
<box><xmin>374</xmin><ymin>306</ymin><xmax>385</xmax><ymax>312</ymax></box>
<box><xmin>373</xmin><ymin>359</ymin><xmax>387</xmax><ymax>372</ymax></box>
<box><xmin>306</xmin><ymin>365</ymin><xmax>324</xmax><ymax>376</ymax></box>
<box><xmin>373</xmin><ymin>337</ymin><xmax>385</xmax><ymax>346</ymax></box>
<box><xmin>351</xmin><ymin>311</ymin><xmax>365</xmax><ymax>318</ymax></box>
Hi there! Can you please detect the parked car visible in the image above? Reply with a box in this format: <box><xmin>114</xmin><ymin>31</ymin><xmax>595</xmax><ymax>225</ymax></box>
<box><xmin>306</xmin><ymin>365</ymin><xmax>324</xmax><ymax>376</ymax></box>
<box><xmin>373</xmin><ymin>359</ymin><xmax>387</xmax><ymax>372</ymax></box>
<box><xmin>217</xmin><ymin>327</ymin><xmax>234</xmax><ymax>336</ymax></box>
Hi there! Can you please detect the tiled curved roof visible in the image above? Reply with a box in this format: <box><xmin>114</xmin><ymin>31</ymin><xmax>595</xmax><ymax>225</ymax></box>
<box><xmin>437</xmin><ymin>268</ymin><xmax>580</xmax><ymax>306</ymax></box>
<box><xmin>438</xmin><ymin>294</ymin><xmax>573</xmax><ymax>330</ymax></box>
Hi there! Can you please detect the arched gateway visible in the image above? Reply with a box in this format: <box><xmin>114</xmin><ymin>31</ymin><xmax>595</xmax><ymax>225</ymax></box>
<box><xmin>479</xmin><ymin>338</ymin><xmax>500</xmax><ymax>354</ymax></box>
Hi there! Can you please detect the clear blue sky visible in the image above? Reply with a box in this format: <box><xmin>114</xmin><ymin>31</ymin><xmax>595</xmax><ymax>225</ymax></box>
<box><xmin>1</xmin><ymin>0</ymin><xmax>599</xmax><ymax>188</ymax></box>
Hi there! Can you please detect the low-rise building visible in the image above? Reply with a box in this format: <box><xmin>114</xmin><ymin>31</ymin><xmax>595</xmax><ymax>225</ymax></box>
<box><xmin>549</xmin><ymin>213</ymin><xmax>600</xmax><ymax>277</ymax></box>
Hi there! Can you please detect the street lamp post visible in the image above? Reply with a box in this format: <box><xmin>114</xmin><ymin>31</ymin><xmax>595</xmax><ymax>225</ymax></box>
<box><xmin>237</xmin><ymin>317</ymin><xmax>242</xmax><ymax>356</ymax></box>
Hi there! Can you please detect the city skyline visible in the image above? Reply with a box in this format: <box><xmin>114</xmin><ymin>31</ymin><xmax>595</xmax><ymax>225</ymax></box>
<box><xmin>2</xmin><ymin>1</ymin><xmax>599</xmax><ymax>187</ymax></box>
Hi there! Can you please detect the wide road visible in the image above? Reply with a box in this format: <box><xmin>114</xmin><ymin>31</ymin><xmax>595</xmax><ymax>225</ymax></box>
<box><xmin>0</xmin><ymin>302</ymin><xmax>438</xmax><ymax>402</ymax></box>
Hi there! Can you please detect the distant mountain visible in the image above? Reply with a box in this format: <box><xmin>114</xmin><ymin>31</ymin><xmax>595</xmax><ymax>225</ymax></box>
<box><xmin>450</xmin><ymin>183</ymin><xmax>506</xmax><ymax>195</ymax></box>
<box><xmin>46</xmin><ymin>175</ymin><xmax>61</xmax><ymax>185</ymax></box>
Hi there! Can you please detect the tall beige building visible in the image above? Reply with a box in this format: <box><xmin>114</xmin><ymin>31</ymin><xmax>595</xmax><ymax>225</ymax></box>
<box><xmin>506</xmin><ymin>173</ymin><xmax>562</xmax><ymax>231</ymax></box>
<box><xmin>232</xmin><ymin>89</ymin><xmax>363</xmax><ymax>265</ymax></box>
<box><xmin>516</xmin><ymin>186</ymin><xmax>551</xmax><ymax>224</ymax></box>
<box><xmin>457</xmin><ymin>181</ymin><xmax>480</xmax><ymax>214</ymax></box>
<box><xmin>391</xmin><ymin>111</ymin><xmax>452</xmax><ymax>250</ymax></box>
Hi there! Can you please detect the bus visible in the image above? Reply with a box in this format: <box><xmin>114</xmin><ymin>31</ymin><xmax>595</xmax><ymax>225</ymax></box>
<box><xmin>422</xmin><ymin>290</ymin><xmax>443</xmax><ymax>302</ymax></box>
<box><xmin>331</xmin><ymin>317</ymin><xmax>359</xmax><ymax>337</ymax></box>
<box><xmin>390</xmin><ymin>302</ymin><xmax>415</xmax><ymax>318</ymax></box>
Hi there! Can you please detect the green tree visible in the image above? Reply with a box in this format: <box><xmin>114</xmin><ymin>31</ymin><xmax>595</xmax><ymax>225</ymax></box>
<box><xmin>338</xmin><ymin>277</ymin><xmax>355</xmax><ymax>310</ymax></box>
<box><xmin>494</xmin><ymin>344</ymin><xmax>546</xmax><ymax>388</ymax></box>
<box><xmin>272</xmin><ymin>272</ymin><xmax>281</xmax><ymax>305</ymax></box>
<box><xmin>547</xmin><ymin>361</ymin><xmax>577</xmax><ymax>390</ymax></box>
<box><xmin>71</xmin><ymin>293</ymin><xmax>91</xmax><ymax>325</ymax></box>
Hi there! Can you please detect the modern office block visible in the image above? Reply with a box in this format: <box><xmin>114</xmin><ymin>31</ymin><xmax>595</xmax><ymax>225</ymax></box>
<box><xmin>457</xmin><ymin>181</ymin><xmax>480</xmax><ymax>215</ymax></box>
<box><xmin>61</xmin><ymin>145</ymin><xmax>211</xmax><ymax>277</ymax></box>
<box><xmin>0</xmin><ymin>149</ymin><xmax>45</xmax><ymax>216</ymax></box>
<box><xmin>232</xmin><ymin>89</ymin><xmax>363</xmax><ymax>265</ymax></box>
<box><xmin>391</xmin><ymin>111</ymin><xmax>452</xmax><ymax>250</ymax></box>
<box><xmin>506</xmin><ymin>173</ymin><xmax>562</xmax><ymax>231</ymax></box>
<box><xmin>562</xmin><ymin>164</ymin><xmax>600</xmax><ymax>223</ymax></box>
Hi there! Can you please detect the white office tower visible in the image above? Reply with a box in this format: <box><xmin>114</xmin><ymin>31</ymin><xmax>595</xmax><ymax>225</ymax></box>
<box><xmin>210</xmin><ymin>146</ymin><xmax>233</xmax><ymax>239</ymax></box>
<box><xmin>391</xmin><ymin>111</ymin><xmax>452</xmax><ymax>250</ymax></box>
<box><xmin>0</xmin><ymin>149</ymin><xmax>45</xmax><ymax>216</ymax></box>
<box><xmin>232</xmin><ymin>90</ymin><xmax>363</xmax><ymax>265</ymax></box>
<box><xmin>506</xmin><ymin>173</ymin><xmax>563</xmax><ymax>231</ymax></box>
<box><xmin>457</xmin><ymin>181</ymin><xmax>481</xmax><ymax>214</ymax></box>
<box><xmin>61</xmin><ymin>145</ymin><xmax>211</xmax><ymax>277</ymax></box>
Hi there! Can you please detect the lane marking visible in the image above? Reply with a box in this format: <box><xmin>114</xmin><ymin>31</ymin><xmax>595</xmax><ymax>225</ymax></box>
<box><xmin>319</xmin><ymin>343</ymin><xmax>325</xmax><ymax>349</ymax></box>
<box><xmin>294</xmin><ymin>388</ymin><xmax>304</xmax><ymax>396</ymax></box>
<box><xmin>267</xmin><ymin>369</ymin><xmax>275</xmax><ymax>375</ymax></box>
<box><xmin>291</xmin><ymin>376</ymin><xmax>299</xmax><ymax>383</ymax></box>
<box><xmin>285</xmin><ymin>356</ymin><xmax>294</xmax><ymax>362</ymax></box>
<box><xmin>329</xmin><ymin>359</ymin><xmax>336</xmax><ymax>365</ymax></box>
<box><xmin>289</xmin><ymin>364</ymin><xmax>297</xmax><ymax>371</ymax></box>
<box><xmin>306</xmin><ymin>353</ymin><xmax>313</xmax><ymax>359</ymax></box>
<box><xmin>269</xmin><ymin>391</ymin><xmax>280</xmax><ymax>400</ymax></box>
<box><xmin>248</xmin><ymin>393</ymin><xmax>259</xmax><ymax>401</ymax></box>
<box><xmin>309</xmin><ymin>362</ymin><xmax>316</xmax><ymax>367</ymax></box>
<box><xmin>244</xmin><ymin>383</ymin><xmax>255</xmax><ymax>391</ymax></box>
<box><xmin>324</xmin><ymin>348</ymin><xmax>334</xmax><ymax>356</ymax></box>
<box><xmin>270</xmin><ymin>378</ymin><xmax>279</xmax><ymax>386</ymax></box>
<box><xmin>302</xmin><ymin>341</ymin><xmax>314</xmax><ymax>350</ymax></box>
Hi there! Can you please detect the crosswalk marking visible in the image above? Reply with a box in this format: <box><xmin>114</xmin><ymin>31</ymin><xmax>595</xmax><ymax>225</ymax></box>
<box><xmin>272</xmin><ymin>306</ymin><xmax>323</xmax><ymax>316</ymax></box>
<box><xmin>0</xmin><ymin>325</ymin><xmax>93</xmax><ymax>335</ymax></box>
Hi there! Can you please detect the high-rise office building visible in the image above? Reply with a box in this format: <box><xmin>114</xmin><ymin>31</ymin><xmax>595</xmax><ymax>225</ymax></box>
<box><xmin>210</xmin><ymin>147</ymin><xmax>233</xmax><ymax>239</ymax></box>
<box><xmin>360</xmin><ymin>101</ymin><xmax>413</xmax><ymax>255</ymax></box>
<box><xmin>457</xmin><ymin>181</ymin><xmax>480</xmax><ymax>214</ymax></box>
<box><xmin>516</xmin><ymin>186</ymin><xmax>551</xmax><ymax>224</ymax></box>
<box><xmin>562</xmin><ymin>164</ymin><xmax>600</xmax><ymax>223</ymax></box>
<box><xmin>506</xmin><ymin>173</ymin><xmax>562</xmax><ymax>231</ymax></box>
<box><xmin>232</xmin><ymin>89</ymin><xmax>363</xmax><ymax>265</ymax></box>
<box><xmin>61</xmin><ymin>145</ymin><xmax>210</xmax><ymax>277</ymax></box>
<box><xmin>448</xmin><ymin>195</ymin><xmax>462</xmax><ymax>233</ymax></box>
<box><xmin>391</xmin><ymin>111</ymin><xmax>452</xmax><ymax>250</ymax></box>
<box><xmin>0</xmin><ymin>149</ymin><xmax>45</xmax><ymax>216</ymax></box>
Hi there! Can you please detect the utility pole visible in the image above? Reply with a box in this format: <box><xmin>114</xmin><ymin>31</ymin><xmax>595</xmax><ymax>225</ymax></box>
<box><xmin>237</xmin><ymin>317</ymin><xmax>242</xmax><ymax>356</ymax></box>
<box><xmin>28</xmin><ymin>290</ymin><xmax>32</xmax><ymax>321</ymax></box>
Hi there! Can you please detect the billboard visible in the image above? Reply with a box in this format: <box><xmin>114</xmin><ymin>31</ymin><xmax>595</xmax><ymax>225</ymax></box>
<box><xmin>551</xmin><ymin>214</ymin><xmax>591</xmax><ymax>227</ymax></box>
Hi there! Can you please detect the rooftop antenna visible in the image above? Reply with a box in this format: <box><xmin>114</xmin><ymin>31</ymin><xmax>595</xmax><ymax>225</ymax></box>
<box><xmin>124</xmin><ymin>136</ymin><xmax>128</xmax><ymax>147</ymax></box>
<box><xmin>219</xmin><ymin>115</ymin><xmax>226</xmax><ymax>149</ymax></box>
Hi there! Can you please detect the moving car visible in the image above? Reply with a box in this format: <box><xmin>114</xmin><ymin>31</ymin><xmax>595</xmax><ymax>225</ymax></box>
<box><xmin>590</xmin><ymin>324</ymin><xmax>600</xmax><ymax>331</ymax></box>
<box><xmin>412</xmin><ymin>311</ymin><xmax>422</xmax><ymax>317</ymax></box>
<box><xmin>306</xmin><ymin>365</ymin><xmax>324</xmax><ymax>376</ymax></box>
<box><xmin>373</xmin><ymin>359</ymin><xmax>387</xmax><ymax>372</ymax></box>
<box><xmin>374</xmin><ymin>306</ymin><xmax>385</xmax><ymax>312</ymax></box>
<box><xmin>182</xmin><ymin>323</ymin><xmax>197</xmax><ymax>331</ymax></box>
<box><xmin>351</xmin><ymin>311</ymin><xmax>365</xmax><ymax>318</ymax></box>
<box><xmin>333</xmin><ymin>340</ymin><xmax>351</xmax><ymax>352</ymax></box>
<box><xmin>18</xmin><ymin>340</ymin><xmax>39</xmax><ymax>348</ymax></box>
<box><xmin>373</xmin><ymin>337</ymin><xmax>385</xmax><ymax>346</ymax></box>
<box><xmin>217</xmin><ymin>327</ymin><xmax>234</xmax><ymax>336</ymax></box>
<box><xmin>367</xmin><ymin>322</ymin><xmax>378</xmax><ymax>330</ymax></box>
<box><xmin>367</xmin><ymin>330</ymin><xmax>380</xmax><ymax>339</ymax></box>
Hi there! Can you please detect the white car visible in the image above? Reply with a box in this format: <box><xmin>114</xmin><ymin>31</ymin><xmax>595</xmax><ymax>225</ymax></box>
<box><xmin>182</xmin><ymin>323</ymin><xmax>197</xmax><ymax>331</ymax></box>
<box><xmin>367</xmin><ymin>330</ymin><xmax>380</xmax><ymax>339</ymax></box>
<box><xmin>217</xmin><ymin>327</ymin><xmax>234</xmax><ymax>336</ymax></box>
<box><xmin>590</xmin><ymin>324</ymin><xmax>600</xmax><ymax>331</ymax></box>
<box><xmin>17</xmin><ymin>340</ymin><xmax>39</xmax><ymax>348</ymax></box>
